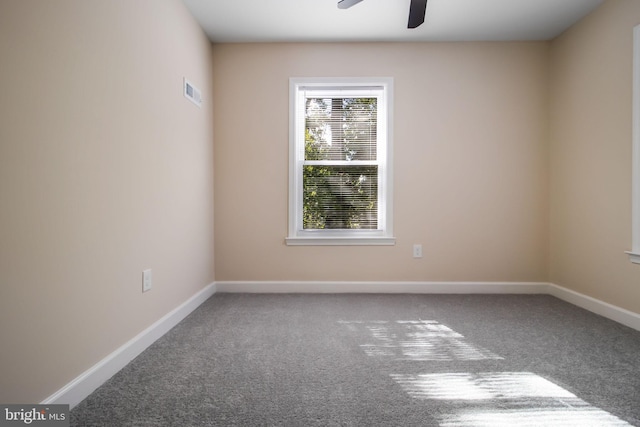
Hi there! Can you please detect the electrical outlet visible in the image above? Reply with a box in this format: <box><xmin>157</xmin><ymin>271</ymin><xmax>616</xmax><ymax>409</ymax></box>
<box><xmin>142</xmin><ymin>269</ymin><xmax>152</xmax><ymax>292</ymax></box>
<box><xmin>413</xmin><ymin>244</ymin><xmax>423</xmax><ymax>258</ymax></box>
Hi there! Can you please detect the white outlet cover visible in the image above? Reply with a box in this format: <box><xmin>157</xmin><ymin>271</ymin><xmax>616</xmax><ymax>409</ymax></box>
<box><xmin>413</xmin><ymin>244</ymin><xmax>423</xmax><ymax>258</ymax></box>
<box><xmin>142</xmin><ymin>269</ymin><xmax>152</xmax><ymax>292</ymax></box>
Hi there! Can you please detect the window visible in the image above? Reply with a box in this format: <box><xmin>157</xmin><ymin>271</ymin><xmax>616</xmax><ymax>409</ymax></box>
<box><xmin>628</xmin><ymin>25</ymin><xmax>640</xmax><ymax>263</ymax></box>
<box><xmin>286</xmin><ymin>77</ymin><xmax>395</xmax><ymax>246</ymax></box>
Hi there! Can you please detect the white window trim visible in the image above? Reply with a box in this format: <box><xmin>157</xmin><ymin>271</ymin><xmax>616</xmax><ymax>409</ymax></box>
<box><xmin>286</xmin><ymin>77</ymin><xmax>395</xmax><ymax>246</ymax></box>
<box><xmin>627</xmin><ymin>25</ymin><xmax>640</xmax><ymax>263</ymax></box>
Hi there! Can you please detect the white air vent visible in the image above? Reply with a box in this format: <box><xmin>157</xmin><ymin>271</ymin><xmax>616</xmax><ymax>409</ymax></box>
<box><xmin>184</xmin><ymin>78</ymin><xmax>202</xmax><ymax>107</ymax></box>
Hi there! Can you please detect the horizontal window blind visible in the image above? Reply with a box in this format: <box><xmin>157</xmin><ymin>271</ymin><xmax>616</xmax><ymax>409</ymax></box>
<box><xmin>303</xmin><ymin>96</ymin><xmax>379</xmax><ymax>230</ymax></box>
<box><xmin>303</xmin><ymin>165</ymin><xmax>378</xmax><ymax>230</ymax></box>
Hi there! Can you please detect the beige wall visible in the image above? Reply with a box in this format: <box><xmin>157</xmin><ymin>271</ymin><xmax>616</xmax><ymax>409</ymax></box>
<box><xmin>213</xmin><ymin>42</ymin><xmax>549</xmax><ymax>282</ymax></box>
<box><xmin>6</xmin><ymin>0</ymin><xmax>639</xmax><ymax>407</ymax></box>
<box><xmin>549</xmin><ymin>0</ymin><xmax>640</xmax><ymax>314</ymax></box>
<box><xmin>0</xmin><ymin>0</ymin><xmax>214</xmax><ymax>403</ymax></box>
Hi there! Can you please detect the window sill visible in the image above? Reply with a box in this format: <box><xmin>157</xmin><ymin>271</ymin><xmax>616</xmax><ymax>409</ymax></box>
<box><xmin>285</xmin><ymin>236</ymin><xmax>396</xmax><ymax>246</ymax></box>
<box><xmin>626</xmin><ymin>251</ymin><xmax>640</xmax><ymax>264</ymax></box>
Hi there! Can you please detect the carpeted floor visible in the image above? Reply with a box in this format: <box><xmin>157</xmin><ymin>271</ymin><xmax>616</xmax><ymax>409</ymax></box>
<box><xmin>71</xmin><ymin>294</ymin><xmax>640</xmax><ymax>426</ymax></box>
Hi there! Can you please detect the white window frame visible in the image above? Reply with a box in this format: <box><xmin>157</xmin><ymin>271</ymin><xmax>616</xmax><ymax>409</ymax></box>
<box><xmin>286</xmin><ymin>77</ymin><xmax>395</xmax><ymax>246</ymax></box>
<box><xmin>628</xmin><ymin>25</ymin><xmax>640</xmax><ymax>263</ymax></box>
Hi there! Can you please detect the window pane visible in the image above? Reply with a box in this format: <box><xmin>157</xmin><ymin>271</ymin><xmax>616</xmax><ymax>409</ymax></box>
<box><xmin>303</xmin><ymin>165</ymin><xmax>378</xmax><ymax>230</ymax></box>
<box><xmin>305</xmin><ymin>98</ymin><xmax>377</xmax><ymax>161</ymax></box>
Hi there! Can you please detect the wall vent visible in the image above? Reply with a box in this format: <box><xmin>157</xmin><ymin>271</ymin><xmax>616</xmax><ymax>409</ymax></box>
<box><xmin>184</xmin><ymin>78</ymin><xmax>202</xmax><ymax>107</ymax></box>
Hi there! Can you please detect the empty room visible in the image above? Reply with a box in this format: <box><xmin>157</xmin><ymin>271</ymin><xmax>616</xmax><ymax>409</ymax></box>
<box><xmin>2</xmin><ymin>0</ymin><xmax>640</xmax><ymax>425</ymax></box>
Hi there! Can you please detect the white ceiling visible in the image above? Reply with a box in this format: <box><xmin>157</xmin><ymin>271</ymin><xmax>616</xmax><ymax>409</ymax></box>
<box><xmin>182</xmin><ymin>0</ymin><xmax>604</xmax><ymax>43</ymax></box>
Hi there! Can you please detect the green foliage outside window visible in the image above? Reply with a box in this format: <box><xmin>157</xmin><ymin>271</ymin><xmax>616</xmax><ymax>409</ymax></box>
<box><xmin>302</xmin><ymin>98</ymin><xmax>378</xmax><ymax>230</ymax></box>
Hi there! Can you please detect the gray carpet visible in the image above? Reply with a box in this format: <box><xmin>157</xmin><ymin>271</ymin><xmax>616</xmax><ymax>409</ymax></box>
<box><xmin>71</xmin><ymin>294</ymin><xmax>640</xmax><ymax>426</ymax></box>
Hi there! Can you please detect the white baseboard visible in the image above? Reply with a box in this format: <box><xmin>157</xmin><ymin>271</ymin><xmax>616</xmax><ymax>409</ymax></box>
<box><xmin>214</xmin><ymin>281</ymin><xmax>550</xmax><ymax>294</ymax></box>
<box><xmin>548</xmin><ymin>283</ymin><xmax>640</xmax><ymax>332</ymax></box>
<box><xmin>41</xmin><ymin>282</ymin><xmax>217</xmax><ymax>409</ymax></box>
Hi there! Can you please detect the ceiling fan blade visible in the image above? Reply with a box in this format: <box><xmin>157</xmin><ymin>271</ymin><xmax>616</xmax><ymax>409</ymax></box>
<box><xmin>408</xmin><ymin>0</ymin><xmax>427</xmax><ymax>28</ymax></box>
<box><xmin>338</xmin><ymin>0</ymin><xmax>364</xmax><ymax>9</ymax></box>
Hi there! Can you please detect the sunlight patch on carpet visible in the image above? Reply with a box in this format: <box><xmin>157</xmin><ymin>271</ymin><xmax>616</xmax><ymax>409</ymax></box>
<box><xmin>390</xmin><ymin>372</ymin><xmax>632</xmax><ymax>427</ymax></box>
<box><xmin>438</xmin><ymin>407</ymin><xmax>632</xmax><ymax>427</ymax></box>
<box><xmin>390</xmin><ymin>372</ymin><xmax>574</xmax><ymax>400</ymax></box>
<box><xmin>339</xmin><ymin>320</ymin><xmax>502</xmax><ymax>361</ymax></box>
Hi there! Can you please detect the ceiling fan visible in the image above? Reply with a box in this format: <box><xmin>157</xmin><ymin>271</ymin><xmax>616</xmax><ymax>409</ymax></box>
<box><xmin>338</xmin><ymin>0</ymin><xmax>428</xmax><ymax>29</ymax></box>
